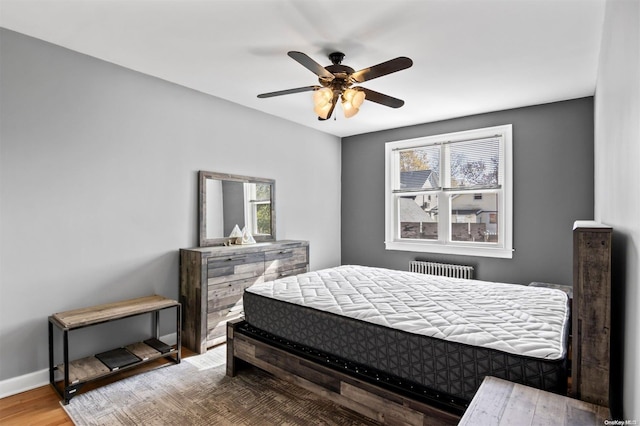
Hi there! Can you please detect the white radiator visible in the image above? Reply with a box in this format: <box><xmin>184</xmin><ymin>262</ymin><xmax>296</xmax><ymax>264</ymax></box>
<box><xmin>410</xmin><ymin>261</ymin><xmax>474</xmax><ymax>279</ymax></box>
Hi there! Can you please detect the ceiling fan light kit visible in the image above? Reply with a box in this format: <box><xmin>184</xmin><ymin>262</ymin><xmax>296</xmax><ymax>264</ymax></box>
<box><xmin>313</xmin><ymin>87</ymin><xmax>365</xmax><ymax>120</ymax></box>
<box><xmin>258</xmin><ymin>51</ymin><xmax>413</xmax><ymax>121</ymax></box>
<box><xmin>341</xmin><ymin>88</ymin><xmax>366</xmax><ymax>118</ymax></box>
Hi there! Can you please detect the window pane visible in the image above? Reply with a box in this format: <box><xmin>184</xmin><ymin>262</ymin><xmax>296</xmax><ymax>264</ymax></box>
<box><xmin>256</xmin><ymin>204</ymin><xmax>271</xmax><ymax>235</ymax></box>
<box><xmin>398</xmin><ymin>146</ymin><xmax>440</xmax><ymax>190</ymax></box>
<box><xmin>450</xmin><ymin>193</ymin><xmax>499</xmax><ymax>242</ymax></box>
<box><xmin>399</xmin><ymin>194</ymin><xmax>438</xmax><ymax>239</ymax></box>
<box><xmin>254</xmin><ymin>183</ymin><xmax>271</xmax><ymax>202</ymax></box>
<box><xmin>449</xmin><ymin>138</ymin><xmax>500</xmax><ymax>188</ymax></box>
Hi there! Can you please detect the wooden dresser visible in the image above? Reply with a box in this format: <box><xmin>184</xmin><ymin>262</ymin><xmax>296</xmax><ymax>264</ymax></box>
<box><xmin>180</xmin><ymin>240</ymin><xmax>309</xmax><ymax>353</ymax></box>
<box><xmin>572</xmin><ymin>221</ymin><xmax>612</xmax><ymax>407</ymax></box>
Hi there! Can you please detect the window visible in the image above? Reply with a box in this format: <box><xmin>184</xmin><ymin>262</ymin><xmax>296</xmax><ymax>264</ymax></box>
<box><xmin>244</xmin><ymin>183</ymin><xmax>272</xmax><ymax>236</ymax></box>
<box><xmin>385</xmin><ymin>125</ymin><xmax>513</xmax><ymax>258</ymax></box>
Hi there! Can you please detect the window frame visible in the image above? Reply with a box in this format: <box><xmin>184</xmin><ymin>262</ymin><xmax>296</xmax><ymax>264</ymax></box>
<box><xmin>385</xmin><ymin>124</ymin><xmax>513</xmax><ymax>259</ymax></box>
<box><xmin>243</xmin><ymin>183</ymin><xmax>272</xmax><ymax>237</ymax></box>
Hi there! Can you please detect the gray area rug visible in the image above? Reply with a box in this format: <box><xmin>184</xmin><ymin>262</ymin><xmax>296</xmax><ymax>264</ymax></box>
<box><xmin>63</xmin><ymin>344</ymin><xmax>378</xmax><ymax>425</ymax></box>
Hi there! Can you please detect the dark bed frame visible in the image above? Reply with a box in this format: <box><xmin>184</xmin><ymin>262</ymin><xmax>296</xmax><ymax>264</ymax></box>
<box><xmin>226</xmin><ymin>318</ymin><xmax>462</xmax><ymax>425</ymax></box>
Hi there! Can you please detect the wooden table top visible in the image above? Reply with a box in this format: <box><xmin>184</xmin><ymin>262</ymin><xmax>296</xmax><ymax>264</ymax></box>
<box><xmin>459</xmin><ymin>376</ymin><xmax>610</xmax><ymax>426</ymax></box>
<box><xmin>50</xmin><ymin>295</ymin><xmax>179</xmax><ymax>329</ymax></box>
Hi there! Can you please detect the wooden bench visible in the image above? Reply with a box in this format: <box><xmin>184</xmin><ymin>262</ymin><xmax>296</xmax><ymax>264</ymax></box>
<box><xmin>48</xmin><ymin>295</ymin><xmax>181</xmax><ymax>404</ymax></box>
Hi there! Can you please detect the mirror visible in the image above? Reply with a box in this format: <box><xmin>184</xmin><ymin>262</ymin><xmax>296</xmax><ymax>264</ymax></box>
<box><xmin>199</xmin><ymin>171</ymin><xmax>276</xmax><ymax>246</ymax></box>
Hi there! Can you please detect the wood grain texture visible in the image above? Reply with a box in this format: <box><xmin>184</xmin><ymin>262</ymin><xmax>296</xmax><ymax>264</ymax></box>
<box><xmin>50</xmin><ymin>295</ymin><xmax>178</xmax><ymax>329</ymax></box>
<box><xmin>264</xmin><ymin>245</ymin><xmax>309</xmax><ymax>281</ymax></box>
<box><xmin>0</xmin><ymin>385</ymin><xmax>73</xmax><ymax>426</ymax></box>
<box><xmin>124</xmin><ymin>342</ymin><xmax>161</xmax><ymax>361</ymax></box>
<box><xmin>227</xmin><ymin>321</ymin><xmax>460</xmax><ymax>426</ymax></box>
<box><xmin>571</xmin><ymin>224</ymin><xmax>612</xmax><ymax>407</ymax></box>
<box><xmin>179</xmin><ymin>249</ymin><xmax>206</xmax><ymax>353</ymax></box>
<box><xmin>56</xmin><ymin>356</ymin><xmax>110</xmax><ymax>383</ymax></box>
<box><xmin>459</xmin><ymin>376</ymin><xmax>610</xmax><ymax>426</ymax></box>
<box><xmin>180</xmin><ymin>240</ymin><xmax>309</xmax><ymax>354</ymax></box>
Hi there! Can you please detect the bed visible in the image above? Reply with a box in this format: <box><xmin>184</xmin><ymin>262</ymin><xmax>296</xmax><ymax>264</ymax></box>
<box><xmin>226</xmin><ymin>265</ymin><xmax>570</xmax><ymax>424</ymax></box>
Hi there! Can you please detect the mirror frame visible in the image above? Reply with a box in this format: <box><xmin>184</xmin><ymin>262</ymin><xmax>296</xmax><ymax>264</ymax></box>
<box><xmin>199</xmin><ymin>170</ymin><xmax>276</xmax><ymax>247</ymax></box>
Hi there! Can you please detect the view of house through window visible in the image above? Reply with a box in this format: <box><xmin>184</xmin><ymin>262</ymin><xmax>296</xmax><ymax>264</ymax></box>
<box><xmin>386</xmin><ymin>125</ymin><xmax>512</xmax><ymax>258</ymax></box>
<box><xmin>450</xmin><ymin>193</ymin><xmax>498</xmax><ymax>242</ymax></box>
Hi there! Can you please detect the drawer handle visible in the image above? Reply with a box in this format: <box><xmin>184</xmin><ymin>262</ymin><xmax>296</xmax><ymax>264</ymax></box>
<box><xmin>226</xmin><ymin>257</ymin><xmax>244</xmax><ymax>261</ymax></box>
<box><xmin>279</xmin><ymin>250</ymin><xmax>292</xmax><ymax>254</ymax></box>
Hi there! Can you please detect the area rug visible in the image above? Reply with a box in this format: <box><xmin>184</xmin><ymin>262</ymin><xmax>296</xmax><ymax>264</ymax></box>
<box><xmin>63</xmin><ymin>344</ymin><xmax>378</xmax><ymax>425</ymax></box>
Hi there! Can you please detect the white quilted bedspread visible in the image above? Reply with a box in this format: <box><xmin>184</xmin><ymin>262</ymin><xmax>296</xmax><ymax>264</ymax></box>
<box><xmin>246</xmin><ymin>265</ymin><xmax>569</xmax><ymax>360</ymax></box>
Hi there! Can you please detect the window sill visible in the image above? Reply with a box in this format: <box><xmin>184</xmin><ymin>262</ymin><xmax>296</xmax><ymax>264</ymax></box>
<box><xmin>385</xmin><ymin>240</ymin><xmax>513</xmax><ymax>259</ymax></box>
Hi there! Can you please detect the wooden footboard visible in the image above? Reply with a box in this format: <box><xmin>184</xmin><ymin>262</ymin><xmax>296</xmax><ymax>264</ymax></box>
<box><xmin>226</xmin><ymin>319</ymin><xmax>460</xmax><ymax>426</ymax></box>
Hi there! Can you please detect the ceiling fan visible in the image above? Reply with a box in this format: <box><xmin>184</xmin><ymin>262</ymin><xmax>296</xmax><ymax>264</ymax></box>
<box><xmin>257</xmin><ymin>51</ymin><xmax>413</xmax><ymax>121</ymax></box>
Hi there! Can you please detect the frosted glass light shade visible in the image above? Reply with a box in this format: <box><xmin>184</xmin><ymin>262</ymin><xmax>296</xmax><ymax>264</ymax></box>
<box><xmin>313</xmin><ymin>88</ymin><xmax>334</xmax><ymax>119</ymax></box>
<box><xmin>341</xmin><ymin>88</ymin><xmax>366</xmax><ymax>118</ymax></box>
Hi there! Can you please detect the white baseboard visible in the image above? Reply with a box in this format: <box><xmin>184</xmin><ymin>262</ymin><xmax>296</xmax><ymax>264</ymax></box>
<box><xmin>0</xmin><ymin>369</ymin><xmax>49</xmax><ymax>399</ymax></box>
<box><xmin>0</xmin><ymin>332</ymin><xmax>179</xmax><ymax>399</ymax></box>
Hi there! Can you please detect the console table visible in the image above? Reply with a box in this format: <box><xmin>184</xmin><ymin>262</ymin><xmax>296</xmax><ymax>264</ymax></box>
<box><xmin>48</xmin><ymin>295</ymin><xmax>181</xmax><ymax>404</ymax></box>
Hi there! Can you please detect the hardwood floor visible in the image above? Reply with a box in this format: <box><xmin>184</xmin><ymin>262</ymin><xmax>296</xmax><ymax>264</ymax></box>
<box><xmin>0</xmin><ymin>385</ymin><xmax>72</xmax><ymax>426</ymax></box>
<box><xmin>0</xmin><ymin>347</ymin><xmax>195</xmax><ymax>425</ymax></box>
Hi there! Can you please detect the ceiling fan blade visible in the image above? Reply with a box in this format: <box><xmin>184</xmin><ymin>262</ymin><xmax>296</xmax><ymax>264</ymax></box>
<box><xmin>257</xmin><ymin>85</ymin><xmax>320</xmax><ymax>98</ymax></box>
<box><xmin>360</xmin><ymin>87</ymin><xmax>405</xmax><ymax>108</ymax></box>
<box><xmin>288</xmin><ymin>51</ymin><xmax>335</xmax><ymax>80</ymax></box>
<box><xmin>351</xmin><ymin>57</ymin><xmax>413</xmax><ymax>83</ymax></box>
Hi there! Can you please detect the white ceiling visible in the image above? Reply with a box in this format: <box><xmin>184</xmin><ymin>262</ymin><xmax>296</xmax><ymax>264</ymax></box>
<box><xmin>0</xmin><ymin>0</ymin><xmax>606</xmax><ymax>138</ymax></box>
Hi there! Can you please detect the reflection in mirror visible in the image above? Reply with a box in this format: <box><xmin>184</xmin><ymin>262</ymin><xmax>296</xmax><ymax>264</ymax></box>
<box><xmin>246</xmin><ymin>182</ymin><xmax>272</xmax><ymax>236</ymax></box>
<box><xmin>199</xmin><ymin>171</ymin><xmax>275</xmax><ymax>246</ymax></box>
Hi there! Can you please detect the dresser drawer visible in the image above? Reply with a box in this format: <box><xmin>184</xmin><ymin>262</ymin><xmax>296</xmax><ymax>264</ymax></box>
<box><xmin>264</xmin><ymin>245</ymin><xmax>309</xmax><ymax>281</ymax></box>
<box><xmin>206</xmin><ymin>302</ymin><xmax>243</xmax><ymax>347</ymax></box>
<box><xmin>205</xmin><ymin>278</ymin><xmax>254</xmax><ymax>348</ymax></box>
<box><xmin>207</xmin><ymin>276</ymin><xmax>261</xmax><ymax>311</ymax></box>
<box><xmin>206</xmin><ymin>254</ymin><xmax>264</xmax><ymax>347</ymax></box>
<box><xmin>207</xmin><ymin>252</ymin><xmax>265</xmax><ymax>286</ymax></box>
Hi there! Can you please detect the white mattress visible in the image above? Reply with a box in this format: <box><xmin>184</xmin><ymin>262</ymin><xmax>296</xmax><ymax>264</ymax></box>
<box><xmin>246</xmin><ymin>265</ymin><xmax>570</xmax><ymax>360</ymax></box>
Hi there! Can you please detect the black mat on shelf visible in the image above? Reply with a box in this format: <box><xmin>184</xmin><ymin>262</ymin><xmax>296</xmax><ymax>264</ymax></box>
<box><xmin>144</xmin><ymin>338</ymin><xmax>173</xmax><ymax>354</ymax></box>
<box><xmin>95</xmin><ymin>348</ymin><xmax>141</xmax><ymax>371</ymax></box>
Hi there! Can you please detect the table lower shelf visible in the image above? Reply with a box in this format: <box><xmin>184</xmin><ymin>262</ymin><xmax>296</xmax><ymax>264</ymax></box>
<box><xmin>53</xmin><ymin>339</ymin><xmax>178</xmax><ymax>385</ymax></box>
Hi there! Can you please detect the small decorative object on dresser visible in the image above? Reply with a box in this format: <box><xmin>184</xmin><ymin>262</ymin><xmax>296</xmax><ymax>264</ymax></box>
<box><xmin>179</xmin><ymin>240</ymin><xmax>309</xmax><ymax>353</ymax></box>
<box><xmin>239</xmin><ymin>226</ymin><xmax>256</xmax><ymax>245</ymax></box>
<box><xmin>572</xmin><ymin>220</ymin><xmax>612</xmax><ymax>407</ymax></box>
<box><xmin>228</xmin><ymin>224</ymin><xmax>243</xmax><ymax>240</ymax></box>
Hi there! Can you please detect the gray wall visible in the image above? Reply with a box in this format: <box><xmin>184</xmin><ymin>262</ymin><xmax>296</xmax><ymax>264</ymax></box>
<box><xmin>594</xmin><ymin>0</ymin><xmax>639</xmax><ymax>419</ymax></box>
<box><xmin>0</xmin><ymin>29</ymin><xmax>341</xmax><ymax>382</ymax></box>
<box><xmin>342</xmin><ymin>98</ymin><xmax>594</xmax><ymax>286</ymax></box>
